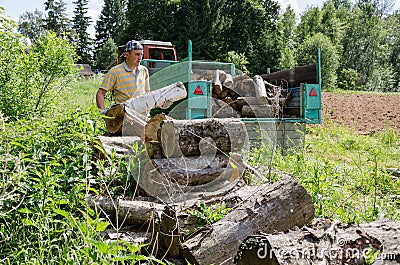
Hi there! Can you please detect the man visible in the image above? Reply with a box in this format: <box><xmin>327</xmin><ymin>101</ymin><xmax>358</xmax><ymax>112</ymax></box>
<box><xmin>96</xmin><ymin>40</ymin><xmax>150</xmax><ymax>111</ymax></box>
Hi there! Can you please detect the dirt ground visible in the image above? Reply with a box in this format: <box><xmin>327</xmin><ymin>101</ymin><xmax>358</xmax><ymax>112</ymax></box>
<box><xmin>321</xmin><ymin>92</ymin><xmax>400</xmax><ymax>135</ymax></box>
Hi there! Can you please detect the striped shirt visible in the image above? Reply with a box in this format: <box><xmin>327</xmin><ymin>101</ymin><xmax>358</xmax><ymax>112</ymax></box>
<box><xmin>100</xmin><ymin>62</ymin><xmax>150</xmax><ymax>103</ymax></box>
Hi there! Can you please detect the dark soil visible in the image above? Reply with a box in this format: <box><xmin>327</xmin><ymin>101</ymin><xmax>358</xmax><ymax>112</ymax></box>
<box><xmin>321</xmin><ymin>92</ymin><xmax>400</xmax><ymax>135</ymax></box>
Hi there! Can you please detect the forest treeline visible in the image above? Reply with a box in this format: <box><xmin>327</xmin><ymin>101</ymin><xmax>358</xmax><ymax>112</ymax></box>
<box><xmin>8</xmin><ymin>0</ymin><xmax>400</xmax><ymax>91</ymax></box>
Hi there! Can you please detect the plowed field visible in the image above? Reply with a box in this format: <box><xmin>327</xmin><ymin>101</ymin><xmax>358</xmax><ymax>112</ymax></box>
<box><xmin>321</xmin><ymin>92</ymin><xmax>400</xmax><ymax>135</ymax></box>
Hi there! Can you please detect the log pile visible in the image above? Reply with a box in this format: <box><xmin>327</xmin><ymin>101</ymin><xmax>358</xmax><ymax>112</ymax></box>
<box><xmin>90</xmin><ymin>188</ymin><xmax>400</xmax><ymax>265</ymax></box>
<box><xmin>137</xmin><ymin>116</ymin><xmax>253</xmax><ymax>203</ymax></box>
<box><xmin>89</xmin><ymin>175</ymin><xmax>316</xmax><ymax>264</ymax></box>
<box><xmin>193</xmin><ymin>70</ymin><xmax>291</xmax><ymax>118</ymax></box>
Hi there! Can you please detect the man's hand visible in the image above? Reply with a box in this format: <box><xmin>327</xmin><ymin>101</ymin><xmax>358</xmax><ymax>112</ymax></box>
<box><xmin>99</xmin><ymin>109</ymin><xmax>107</xmax><ymax>115</ymax></box>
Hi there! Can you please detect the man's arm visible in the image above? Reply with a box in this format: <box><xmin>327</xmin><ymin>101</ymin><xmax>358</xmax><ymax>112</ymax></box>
<box><xmin>96</xmin><ymin>88</ymin><xmax>107</xmax><ymax>110</ymax></box>
<box><xmin>144</xmin><ymin>67</ymin><xmax>150</xmax><ymax>93</ymax></box>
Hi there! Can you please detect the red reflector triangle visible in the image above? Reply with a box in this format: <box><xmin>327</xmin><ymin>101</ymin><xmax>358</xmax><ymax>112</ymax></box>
<box><xmin>193</xmin><ymin>85</ymin><xmax>204</xmax><ymax>95</ymax></box>
<box><xmin>309</xmin><ymin>87</ymin><xmax>317</xmax><ymax>97</ymax></box>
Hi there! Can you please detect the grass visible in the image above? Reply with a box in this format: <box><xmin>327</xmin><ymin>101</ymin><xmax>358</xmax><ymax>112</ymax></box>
<box><xmin>0</xmin><ymin>76</ymin><xmax>163</xmax><ymax>264</ymax></box>
<box><xmin>249</xmin><ymin>119</ymin><xmax>400</xmax><ymax>223</ymax></box>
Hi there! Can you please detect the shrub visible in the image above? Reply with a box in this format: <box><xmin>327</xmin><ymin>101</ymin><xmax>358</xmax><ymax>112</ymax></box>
<box><xmin>0</xmin><ymin>10</ymin><xmax>78</xmax><ymax>120</ymax></box>
<box><xmin>297</xmin><ymin>33</ymin><xmax>339</xmax><ymax>91</ymax></box>
<box><xmin>338</xmin><ymin>68</ymin><xmax>358</xmax><ymax>90</ymax></box>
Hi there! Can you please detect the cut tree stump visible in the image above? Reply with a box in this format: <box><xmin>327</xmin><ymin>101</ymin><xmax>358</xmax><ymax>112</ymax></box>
<box><xmin>159</xmin><ymin>118</ymin><xmax>247</xmax><ymax>158</ymax></box>
<box><xmin>181</xmin><ymin>175</ymin><xmax>315</xmax><ymax>265</ymax></box>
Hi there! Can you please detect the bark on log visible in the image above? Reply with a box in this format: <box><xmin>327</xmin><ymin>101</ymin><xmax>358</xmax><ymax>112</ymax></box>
<box><xmin>233</xmin><ymin>78</ymin><xmax>256</xmax><ymax>97</ymax></box>
<box><xmin>87</xmin><ymin>195</ymin><xmax>164</xmax><ymax>226</ymax></box>
<box><xmin>138</xmin><ymin>152</ymin><xmax>249</xmax><ymax>203</ymax></box>
<box><xmin>234</xmin><ymin>219</ymin><xmax>400</xmax><ymax>265</ymax></box>
<box><xmin>121</xmin><ymin>108</ymin><xmax>149</xmax><ymax>137</ymax></box>
<box><xmin>151</xmin><ymin>154</ymin><xmax>229</xmax><ymax>186</ymax></box>
<box><xmin>96</xmin><ymin>136</ymin><xmax>142</xmax><ymax>158</ymax></box>
<box><xmin>242</xmin><ymin>104</ymin><xmax>276</xmax><ymax>118</ymax></box>
<box><xmin>237</xmin><ymin>97</ymin><xmax>268</xmax><ymax>106</ymax></box>
<box><xmin>159</xmin><ymin>118</ymin><xmax>246</xmax><ymax>157</ymax></box>
<box><xmin>253</xmin><ymin>75</ymin><xmax>267</xmax><ymax>99</ymax></box>
<box><xmin>159</xmin><ymin>118</ymin><xmax>246</xmax><ymax>158</ymax></box>
<box><xmin>223</xmin><ymin>73</ymin><xmax>234</xmax><ymax>89</ymax></box>
<box><xmin>104</xmin><ymin>82</ymin><xmax>186</xmax><ymax>133</ymax></box>
<box><xmin>181</xmin><ymin>176</ymin><xmax>315</xmax><ymax>265</ymax></box>
<box><xmin>123</xmin><ymin>81</ymin><xmax>187</xmax><ymax>111</ymax></box>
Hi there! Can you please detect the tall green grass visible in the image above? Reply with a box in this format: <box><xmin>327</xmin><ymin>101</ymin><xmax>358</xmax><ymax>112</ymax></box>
<box><xmin>249</xmin><ymin>120</ymin><xmax>400</xmax><ymax>223</ymax></box>
<box><xmin>0</xmin><ymin>77</ymin><xmax>162</xmax><ymax>264</ymax></box>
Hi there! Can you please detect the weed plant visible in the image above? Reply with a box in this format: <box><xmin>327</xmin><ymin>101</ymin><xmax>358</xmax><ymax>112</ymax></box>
<box><xmin>0</xmin><ymin>77</ymin><xmax>162</xmax><ymax>264</ymax></box>
<box><xmin>248</xmin><ymin>121</ymin><xmax>400</xmax><ymax>223</ymax></box>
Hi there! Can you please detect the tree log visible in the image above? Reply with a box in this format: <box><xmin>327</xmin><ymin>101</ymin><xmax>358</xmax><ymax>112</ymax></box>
<box><xmin>159</xmin><ymin>118</ymin><xmax>247</xmax><ymax>158</ymax></box>
<box><xmin>87</xmin><ymin>195</ymin><xmax>164</xmax><ymax>226</ymax></box>
<box><xmin>242</xmin><ymin>104</ymin><xmax>276</xmax><ymax>118</ymax></box>
<box><xmin>123</xmin><ymin>81</ymin><xmax>187</xmax><ymax>111</ymax></box>
<box><xmin>233</xmin><ymin>78</ymin><xmax>256</xmax><ymax>97</ymax></box>
<box><xmin>151</xmin><ymin>154</ymin><xmax>229</xmax><ymax>186</ymax></box>
<box><xmin>234</xmin><ymin>219</ymin><xmax>400</xmax><ymax>265</ymax></box>
<box><xmin>181</xmin><ymin>176</ymin><xmax>315</xmax><ymax>265</ymax></box>
<box><xmin>121</xmin><ymin>108</ymin><xmax>149</xmax><ymax>137</ymax></box>
<box><xmin>104</xmin><ymin>82</ymin><xmax>186</xmax><ymax>133</ymax></box>
<box><xmin>96</xmin><ymin>136</ymin><xmax>142</xmax><ymax>159</ymax></box>
<box><xmin>253</xmin><ymin>75</ymin><xmax>267</xmax><ymax>99</ymax></box>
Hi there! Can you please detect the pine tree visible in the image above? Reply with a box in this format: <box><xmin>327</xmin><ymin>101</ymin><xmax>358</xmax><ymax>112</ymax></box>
<box><xmin>44</xmin><ymin>0</ymin><xmax>71</xmax><ymax>36</ymax></box>
<box><xmin>72</xmin><ymin>0</ymin><xmax>93</xmax><ymax>64</ymax></box>
<box><xmin>278</xmin><ymin>6</ymin><xmax>297</xmax><ymax>70</ymax></box>
<box><xmin>95</xmin><ymin>0</ymin><xmax>125</xmax><ymax>51</ymax></box>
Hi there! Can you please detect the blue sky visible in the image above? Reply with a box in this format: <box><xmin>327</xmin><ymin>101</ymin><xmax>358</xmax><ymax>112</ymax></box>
<box><xmin>1</xmin><ymin>0</ymin><xmax>399</xmax><ymax>37</ymax></box>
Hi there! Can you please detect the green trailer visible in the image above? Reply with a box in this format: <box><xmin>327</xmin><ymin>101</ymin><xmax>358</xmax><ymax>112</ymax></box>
<box><xmin>141</xmin><ymin>40</ymin><xmax>322</xmax><ymax>152</ymax></box>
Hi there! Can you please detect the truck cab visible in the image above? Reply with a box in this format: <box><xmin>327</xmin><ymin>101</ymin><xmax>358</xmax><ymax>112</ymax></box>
<box><xmin>118</xmin><ymin>40</ymin><xmax>178</xmax><ymax>75</ymax></box>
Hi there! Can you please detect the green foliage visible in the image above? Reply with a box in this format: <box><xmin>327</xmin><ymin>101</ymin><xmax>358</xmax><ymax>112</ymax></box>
<box><xmin>222</xmin><ymin>51</ymin><xmax>249</xmax><ymax>74</ymax></box>
<box><xmin>0</xmin><ymin>13</ymin><xmax>78</xmax><ymax>120</ymax></box>
<box><xmin>296</xmin><ymin>7</ymin><xmax>322</xmax><ymax>42</ymax></box>
<box><xmin>44</xmin><ymin>0</ymin><xmax>71</xmax><ymax>36</ymax></box>
<box><xmin>189</xmin><ymin>201</ymin><xmax>232</xmax><ymax>226</ymax></box>
<box><xmin>249</xmin><ymin>121</ymin><xmax>400</xmax><ymax>223</ymax></box>
<box><xmin>297</xmin><ymin>33</ymin><xmax>339</xmax><ymax>90</ymax></box>
<box><xmin>365</xmin><ymin>65</ymin><xmax>397</xmax><ymax>92</ymax></box>
<box><xmin>95</xmin><ymin>38</ymin><xmax>118</xmax><ymax>70</ymax></box>
<box><xmin>95</xmin><ymin>0</ymin><xmax>125</xmax><ymax>50</ymax></box>
<box><xmin>72</xmin><ymin>0</ymin><xmax>93</xmax><ymax>64</ymax></box>
<box><xmin>341</xmin><ymin>3</ymin><xmax>392</xmax><ymax>90</ymax></box>
<box><xmin>17</xmin><ymin>9</ymin><xmax>46</xmax><ymax>43</ymax></box>
<box><xmin>338</xmin><ymin>68</ymin><xmax>358</xmax><ymax>90</ymax></box>
<box><xmin>278</xmin><ymin>6</ymin><xmax>297</xmax><ymax>70</ymax></box>
<box><xmin>0</xmin><ymin>87</ymin><xmax>159</xmax><ymax>263</ymax></box>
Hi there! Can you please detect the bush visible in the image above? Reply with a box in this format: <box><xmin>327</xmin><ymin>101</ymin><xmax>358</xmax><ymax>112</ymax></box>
<box><xmin>365</xmin><ymin>65</ymin><xmax>398</xmax><ymax>92</ymax></box>
<box><xmin>338</xmin><ymin>68</ymin><xmax>358</xmax><ymax>90</ymax></box>
<box><xmin>297</xmin><ymin>33</ymin><xmax>339</xmax><ymax>91</ymax></box>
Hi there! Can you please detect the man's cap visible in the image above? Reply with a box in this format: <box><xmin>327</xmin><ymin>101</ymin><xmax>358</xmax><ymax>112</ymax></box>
<box><xmin>125</xmin><ymin>40</ymin><xmax>143</xmax><ymax>52</ymax></box>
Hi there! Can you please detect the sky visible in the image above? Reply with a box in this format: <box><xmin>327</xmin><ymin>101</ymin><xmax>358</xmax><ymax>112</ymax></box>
<box><xmin>1</xmin><ymin>0</ymin><xmax>399</xmax><ymax>37</ymax></box>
